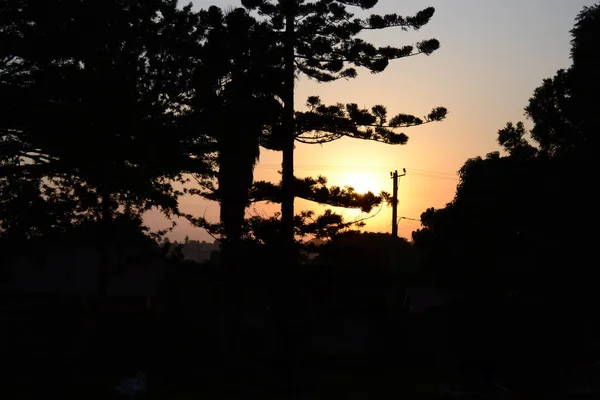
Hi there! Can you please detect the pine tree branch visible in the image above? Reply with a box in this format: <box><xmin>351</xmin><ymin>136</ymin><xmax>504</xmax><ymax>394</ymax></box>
<box><xmin>295</xmin><ymin>116</ymin><xmax>446</xmax><ymax>144</ymax></box>
<box><xmin>249</xmin><ymin>176</ymin><xmax>389</xmax><ymax>213</ymax></box>
<box><xmin>294</xmin><ymin>50</ymin><xmax>426</xmax><ymax>63</ymax></box>
<box><xmin>293</xmin><ymin>97</ymin><xmax>447</xmax><ymax>145</ymax></box>
<box><xmin>335</xmin><ymin>0</ymin><xmax>378</xmax><ymax>8</ymax></box>
<box><xmin>295</xmin><ymin>133</ymin><xmax>342</xmax><ymax>144</ymax></box>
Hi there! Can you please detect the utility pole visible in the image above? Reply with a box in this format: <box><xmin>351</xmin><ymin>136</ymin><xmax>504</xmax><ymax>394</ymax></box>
<box><xmin>390</xmin><ymin>168</ymin><xmax>406</xmax><ymax>237</ymax></box>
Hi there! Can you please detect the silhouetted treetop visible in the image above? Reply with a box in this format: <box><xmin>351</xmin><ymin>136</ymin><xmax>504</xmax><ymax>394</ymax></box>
<box><xmin>523</xmin><ymin>69</ymin><xmax>579</xmax><ymax>157</ymax></box>
<box><xmin>241</xmin><ymin>0</ymin><xmax>439</xmax><ymax>81</ymax></box>
<box><xmin>570</xmin><ymin>4</ymin><xmax>600</xmax><ymax>68</ymax></box>
<box><xmin>569</xmin><ymin>3</ymin><xmax>600</xmax><ymax>150</ymax></box>
<box><xmin>412</xmin><ymin>3</ymin><xmax>600</xmax><ymax>310</ymax></box>
<box><xmin>505</xmin><ymin>3</ymin><xmax>600</xmax><ymax>160</ymax></box>
<box><xmin>497</xmin><ymin>122</ymin><xmax>538</xmax><ymax>159</ymax></box>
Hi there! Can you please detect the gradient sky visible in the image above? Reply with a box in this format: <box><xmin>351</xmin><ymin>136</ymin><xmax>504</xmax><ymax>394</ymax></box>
<box><xmin>145</xmin><ymin>0</ymin><xmax>596</xmax><ymax>242</ymax></box>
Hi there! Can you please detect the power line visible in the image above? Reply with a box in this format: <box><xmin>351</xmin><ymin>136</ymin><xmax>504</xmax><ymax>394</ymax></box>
<box><xmin>404</xmin><ymin>173</ymin><xmax>458</xmax><ymax>182</ymax></box>
<box><xmin>406</xmin><ymin>167</ymin><xmax>456</xmax><ymax>177</ymax></box>
<box><xmin>254</xmin><ymin>163</ymin><xmax>459</xmax><ymax>181</ymax></box>
<box><xmin>397</xmin><ymin>217</ymin><xmax>422</xmax><ymax>228</ymax></box>
<box><xmin>256</xmin><ymin>163</ymin><xmax>456</xmax><ymax>175</ymax></box>
<box><xmin>399</xmin><ymin>217</ymin><xmax>421</xmax><ymax>222</ymax></box>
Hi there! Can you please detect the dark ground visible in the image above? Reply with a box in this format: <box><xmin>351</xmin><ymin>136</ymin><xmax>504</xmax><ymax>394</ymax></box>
<box><xmin>2</xmin><ymin>288</ymin><xmax>597</xmax><ymax>399</ymax></box>
<box><xmin>0</xmin><ymin>292</ymin><xmax>449</xmax><ymax>399</ymax></box>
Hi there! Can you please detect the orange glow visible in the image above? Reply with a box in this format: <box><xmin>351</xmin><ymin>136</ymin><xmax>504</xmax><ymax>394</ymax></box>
<box><xmin>146</xmin><ymin>0</ymin><xmax>588</xmax><ymax>243</ymax></box>
<box><xmin>338</xmin><ymin>171</ymin><xmax>384</xmax><ymax>194</ymax></box>
<box><xmin>311</xmin><ymin>169</ymin><xmax>389</xmax><ymax>195</ymax></box>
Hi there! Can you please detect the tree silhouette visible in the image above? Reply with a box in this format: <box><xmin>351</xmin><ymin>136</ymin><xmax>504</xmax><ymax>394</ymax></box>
<box><xmin>247</xmin><ymin>96</ymin><xmax>445</xmax><ymax>251</ymax></box>
<box><xmin>182</xmin><ymin>9</ymin><xmax>287</xmax><ymax>383</ymax></box>
<box><xmin>411</xmin><ymin>6</ymin><xmax>600</xmax><ymax>388</ymax></box>
<box><xmin>240</xmin><ymin>0</ymin><xmax>443</xmax><ymax>256</ymax></box>
<box><xmin>192</xmin><ymin>174</ymin><xmax>390</xmax><ymax>242</ymax></box>
<box><xmin>190</xmin><ymin>7</ymin><xmax>284</xmax><ymax>263</ymax></box>
<box><xmin>192</xmin><ymin>88</ymin><xmax>444</xmax><ymax>251</ymax></box>
<box><xmin>517</xmin><ymin>4</ymin><xmax>600</xmax><ymax>160</ymax></box>
<box><xmin>569</xmin><ymin>3</ymin><xmax>600</xmax><ymax>153</ymax></box>
<box><xmin>251</xmin><ymin>175</ymin><xmax>391</xmax><ymax>239</ymax></box>
<box><xmin>413</xmin><ymin>2</ymin><xmax>600</xmax><ymax>292</ymax></box>
<box><xmin>295</xmin><ymin>96</ymin><xmax>446</xmax><ymax>144</ymax></box>
<box><xmin>0</xmin><ymin>0</ymin><xmax>214</xmax><ymax>294</ymax></box>
<box><xmin>523</xmin><ymin>70</ymin><xmax>578</xmax><ymax>157</ymax></box>
<box><xmin>312</xmin><ymin>231</ymin><xmax>417</xmax><ymax>274</ymax></box>
<box><xmin>251</xmin><ymin>175</ymin><xmax>389</xmax><ymax>211</ymax></box>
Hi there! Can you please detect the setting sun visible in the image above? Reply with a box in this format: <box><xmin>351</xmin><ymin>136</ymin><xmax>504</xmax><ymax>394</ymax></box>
<box><xmin>340</xmin><ymin>171</ymin><xmax>386</xmax><ymax>194</ymax></box>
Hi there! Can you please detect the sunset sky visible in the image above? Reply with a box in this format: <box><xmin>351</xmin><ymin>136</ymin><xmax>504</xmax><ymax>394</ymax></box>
<box><xmin>146</xmin><ymin>0</ymin><xmax>596</xmax><ymax>242</ymax></box>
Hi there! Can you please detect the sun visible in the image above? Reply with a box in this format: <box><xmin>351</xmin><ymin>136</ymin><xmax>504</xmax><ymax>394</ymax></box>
<box><xmin>339</xmin><ymin>171</ymin><xmax>386</xmax><ymax>194</ymax></box>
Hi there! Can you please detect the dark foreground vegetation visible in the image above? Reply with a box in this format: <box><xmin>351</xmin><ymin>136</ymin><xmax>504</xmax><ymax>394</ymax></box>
<box><xmin>2</xmin><ymin>0</ymin><xmax>600</xmax><ymax>398</ymax></box>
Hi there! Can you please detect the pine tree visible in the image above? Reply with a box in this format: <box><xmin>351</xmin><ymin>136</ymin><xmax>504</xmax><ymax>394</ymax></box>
<box><xmin>240</xmin><ymin>0</ymin><xmax>442</xmax><ymax>258</ymax></box>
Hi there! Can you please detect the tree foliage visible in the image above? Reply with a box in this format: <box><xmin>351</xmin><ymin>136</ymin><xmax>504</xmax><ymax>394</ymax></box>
<box><xmin>312</xmin><ymin>231</ymin><xmax>416</xmax><ymax>272</ymax></box>
<box><xmin>0</xmin><ymin>0</ymin><xmax>213</xmax><ymax>238</ymax></box>
<box><xmin>508</xmin><ymin>4</ymin><xmax>600</xmax><ymax>159</ymax></box>
<box><xmin>190</xmin><ymin>6</ymin><xmax>284</xmax><ymax>252</ymax></box>
<box><xmin>412</xmin><ymin>3</ymin><xmax>600</xmax><ymax>309</ymax></box>
<box><xmin>238</xmin><ymin>0</ymin><xmax>443</xmax><ymax>250</ymax></box>
<box><xmin>249</xmin><ymin>175</ymin><xmax>390</xmax><ymax>212</ymax></box>
<box><xmin>569</xmin><ymin>3</ymin><xmax>600</xmax><ymax>148</ymax></box>
<box><xmin>242</xmin><ymin>0</ymin><xmax>440</xmax><ymax>82</ymax></box>
<box><xmin>190</xmin><ymin>174</ymin><xmax>390</xmax><ymax>246</ymax></box>
<box><xmin>294</xmin><ymin>96</ymin><xmax>447</xmax><ymax>145</ymax></box>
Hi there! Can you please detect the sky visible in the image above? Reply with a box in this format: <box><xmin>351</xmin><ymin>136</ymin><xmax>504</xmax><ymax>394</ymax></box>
<box><xmin>145</xmin><ymin>0</ymin><xmax>597</xmax><ymax>242</ymax></box>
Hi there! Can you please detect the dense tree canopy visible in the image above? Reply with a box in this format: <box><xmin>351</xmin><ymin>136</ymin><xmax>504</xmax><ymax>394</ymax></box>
<box><xmin>312</xmin><ymin>231</ymin><xmax>416</xmax><ymax>273</ymax></box>
<box><xmin>412</xmin><ymin>3</ymin><xmax>599</xmax><ymax>309</ymax></box>
<box><xmin>0</xmin><ymin>0</ymin><xmax>213</xmax><ymax>240</ymax></box>
<box><xmin>0</xmin><ymin>0</ymin><xmax>219</xmax><ymax>295</ymax></box>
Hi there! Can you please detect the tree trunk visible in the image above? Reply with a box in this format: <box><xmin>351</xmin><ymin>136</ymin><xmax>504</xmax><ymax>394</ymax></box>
<box><xmin>98</xmin><ymin>188</ymin><xmax>112</xmax><ymax>299</ymax></box>
<box><xmin>271</xmin><ymin>1</ymin><xmax>297</xmax><ymax>393</ymax></box>
<box><xmin>281</xmin><ymin>0</ymin><xmax>296</xmax><ymax>262</ymax></box>
<box><xmin>218</xmin><ymin>142</ymin><xmax>252</xmax><ymax>260</ymax></box>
